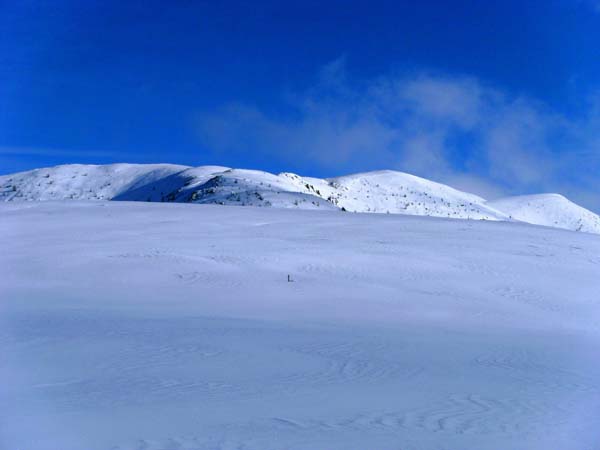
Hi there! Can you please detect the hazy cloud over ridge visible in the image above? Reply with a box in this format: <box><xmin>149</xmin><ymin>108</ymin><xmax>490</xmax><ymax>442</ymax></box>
<box><xmin>197</xmin><ymin>58</ymin><xmax>600</xmax><ymax>212</ymax></box>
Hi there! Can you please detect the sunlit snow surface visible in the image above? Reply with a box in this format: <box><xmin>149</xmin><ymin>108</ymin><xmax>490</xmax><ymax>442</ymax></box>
<box><xmin>1</xmin><ymin>201</ymin><xmax>600</xmax><ymax>450</ymax></box>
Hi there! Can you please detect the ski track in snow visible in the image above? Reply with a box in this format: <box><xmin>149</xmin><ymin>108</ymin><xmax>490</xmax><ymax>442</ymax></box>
<box><xmin>1</xmin><ymin>201</ymin><xmax>600</xmax><ymax>450</ymax></box>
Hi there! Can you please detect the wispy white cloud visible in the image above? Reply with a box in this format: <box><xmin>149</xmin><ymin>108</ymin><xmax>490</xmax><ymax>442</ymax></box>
<box><xmin>196</xmin><ymin>58</ymin><xmax>600</xmax><ymax>212</ymax></box>
<box><xmin>0</xmin><ymin>146</ymin><xmax>122</xmax><ymax>158</ymax></box>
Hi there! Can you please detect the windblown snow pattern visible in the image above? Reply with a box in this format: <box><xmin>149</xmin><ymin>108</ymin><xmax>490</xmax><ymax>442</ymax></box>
<box><xmin>1</xmin><ymin>201</ymin><xmax>600</xmax><ymax>450</ymax></box>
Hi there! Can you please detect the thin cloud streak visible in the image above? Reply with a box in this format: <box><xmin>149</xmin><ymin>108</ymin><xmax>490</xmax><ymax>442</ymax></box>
<box><xmin>0</xmin><ymin>146</ymin><xmax>124</xmax><ymax>158</ymax></box>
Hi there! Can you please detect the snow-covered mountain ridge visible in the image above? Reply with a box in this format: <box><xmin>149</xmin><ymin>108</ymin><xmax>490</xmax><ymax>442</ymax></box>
<box><xmin>487</xmin><ymin>194</ymin><xmax>600</xmax><ymax>234</ymax></box>
<box><xmin>1</xmin><ymin>163</ymin><xmax>599</xmax><ymax>233</ymax></box>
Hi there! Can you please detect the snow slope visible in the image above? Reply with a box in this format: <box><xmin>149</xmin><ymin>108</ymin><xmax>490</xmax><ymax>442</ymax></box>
<box><xmin>113</xmin><ymin>165</ymin><xmax>231</xmax><ymax>202</ymax></box>
<box><xmin>487</xmin><ymin>194</ymin><xmax>600</xmax><ymax>234</ymax></box>
<box><xmin>1</xmin><ymin>201</ymin><xmax>600</xmax><ymax>450</ymax></box>
<box><xmin>2</xmin><ymin>163</ymin><xmax>600</xmax><ymax>233</ymax></box>
<box><xmin>0</xmin><ymin>163</ymin><xmax>189</xmax><ymax>201</ymax></box>
<box><xmin>323</xmin><ymin>170</ymin><xmax>507</xmax><ymax>219</ymax></box>
<box><xmin>117</xmin><ymin>167</ymin><xmax>338</xmax><ymax>210</ymax></box>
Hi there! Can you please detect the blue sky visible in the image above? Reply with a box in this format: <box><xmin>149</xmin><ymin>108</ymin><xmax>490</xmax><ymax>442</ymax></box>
<box><xmin>1</xmin><ymin>0</ymin><xmax>600</xmax><ymax>210</ymax></box>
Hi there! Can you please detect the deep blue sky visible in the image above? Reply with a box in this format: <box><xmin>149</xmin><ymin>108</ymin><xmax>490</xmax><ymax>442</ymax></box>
<box><xmin>1</xmin><ymin>0</ymin><xmax>599</xmax><ymax>209</ymax></box>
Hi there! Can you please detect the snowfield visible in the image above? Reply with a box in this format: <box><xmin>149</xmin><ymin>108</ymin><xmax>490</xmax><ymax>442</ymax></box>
<box><xmin>2</xmin><ymin>163</ymin><xmax>600</xmax><ymax>233</ymax></box>
<box><xmin>1</xmin><ymin>201</ymin><xmax>600</xmax><ymax>450</ymax></box>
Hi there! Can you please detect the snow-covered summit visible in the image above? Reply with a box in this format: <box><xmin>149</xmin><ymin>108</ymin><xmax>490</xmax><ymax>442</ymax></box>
<box><xmin>1</xmin><ymin>163</ymin><xmax>599</xmax><ymax>233</ymax></box>
<box><xmin>487</xmin><ymin>193</ymin><xmax>600</xmax><ymax>234</ymax></box>
<box><xmin>323</xmin><ymin>170</ymin><xmax>507</xmax><ymax>220</ymax></box>
<box><xmin>0</xmin><ymin>163</ymin><xmax>189</xmax><ymax>202</ymax></box>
